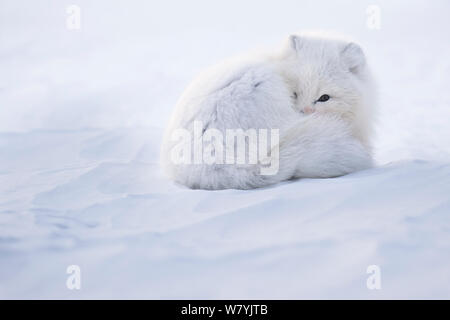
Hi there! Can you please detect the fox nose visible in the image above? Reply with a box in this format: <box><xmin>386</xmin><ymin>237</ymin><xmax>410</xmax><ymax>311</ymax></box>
<box><xmin>303</xmin><ymin>106</ymin><xmax>314</xmax><ymax>114</ymax></box>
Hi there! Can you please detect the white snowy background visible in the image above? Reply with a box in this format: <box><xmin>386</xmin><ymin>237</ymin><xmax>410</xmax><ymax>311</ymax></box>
<box><xmin>1</xmin><ymin>0</ymin><xmax>449</xmax><ymax>299</ymax></box>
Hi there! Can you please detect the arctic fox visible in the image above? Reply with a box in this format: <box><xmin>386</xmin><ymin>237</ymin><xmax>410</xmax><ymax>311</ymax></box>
<box><xmin>161</xmin><ymin>32</ymin><xmax>377</xmax><ymax>190</ymax></box>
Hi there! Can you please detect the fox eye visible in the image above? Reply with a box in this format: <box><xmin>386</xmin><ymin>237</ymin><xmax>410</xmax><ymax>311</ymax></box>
<box><xmin>292</xmin><ymin>92</ymin><xmax>298</xmax><ymax>99</ymax></box>
<box><xmin>317</xmin><ymin>94</ymin><xmax>330</xmax><ymax>102</ymax></box>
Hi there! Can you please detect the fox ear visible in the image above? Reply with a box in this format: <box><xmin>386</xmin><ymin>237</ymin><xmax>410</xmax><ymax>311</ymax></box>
<box><xmin>341</xmin><ymin>42</ymin><xmax>366</xmax><ymax>74</ymax></box>
<box><xmin>288</xmin><ymin>35</ymin><xmax>303</xmax><ymax>51</ymax></box>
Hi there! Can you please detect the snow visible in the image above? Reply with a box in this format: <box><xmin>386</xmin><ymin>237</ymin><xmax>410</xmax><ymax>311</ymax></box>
<box><xmin>1</xmin><ymin>0</ymin><xmax>449</xmax><ymax>299</ymax></box>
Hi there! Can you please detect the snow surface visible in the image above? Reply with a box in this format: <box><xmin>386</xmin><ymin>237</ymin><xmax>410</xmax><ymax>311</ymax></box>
<box><xmin>1</xmin><ymin>0</ymin><xmax>449</xmax><ymax>299</ymax></box>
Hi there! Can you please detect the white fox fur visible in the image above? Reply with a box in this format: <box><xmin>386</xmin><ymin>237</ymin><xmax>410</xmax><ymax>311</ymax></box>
<box><xmin>161</xmin><ymin>32</ymin><xmax>377</xmax><ymax>190</ymax></box>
